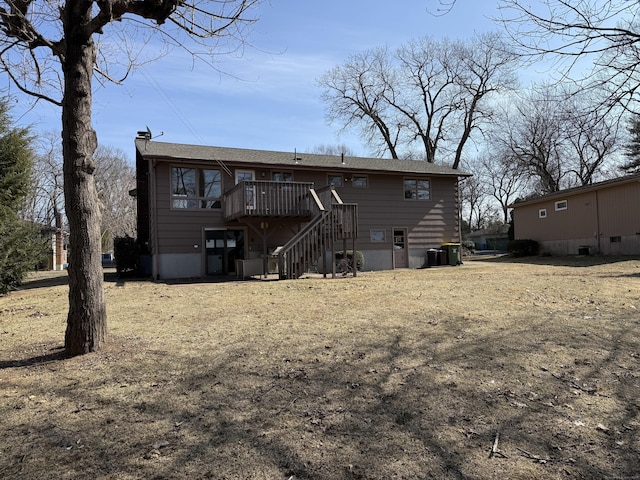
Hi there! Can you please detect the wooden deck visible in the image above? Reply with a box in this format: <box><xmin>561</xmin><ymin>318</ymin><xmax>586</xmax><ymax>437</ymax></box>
<box><xmin>223</xmin><ymin>181</ymin><xmax>315</xmax><ymax>220</ymax></box>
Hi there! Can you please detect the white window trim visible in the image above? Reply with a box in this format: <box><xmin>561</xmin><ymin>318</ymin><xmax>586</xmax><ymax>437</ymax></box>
<box><xmin>555</xmin><ymin>200</ymin><xmax>568</xmax><ymax>211</ymax></box>
<box><xmin>539</xmin><ymin>208</ymin><xmax>547</xmax><ymax>218</ymax></box>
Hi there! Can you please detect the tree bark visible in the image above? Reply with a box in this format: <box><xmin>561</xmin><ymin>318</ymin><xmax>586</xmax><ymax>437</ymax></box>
<box><xmin>62</xmin><ymin>3</ymin><xmax>107</xmax><ymax>355</ymax></box>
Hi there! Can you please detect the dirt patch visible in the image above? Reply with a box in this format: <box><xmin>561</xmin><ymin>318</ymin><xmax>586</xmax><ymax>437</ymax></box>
<box><xmin>1</xmin><ymin>257</ymin><xmax>639</xmax><ymax>479</ymax></box>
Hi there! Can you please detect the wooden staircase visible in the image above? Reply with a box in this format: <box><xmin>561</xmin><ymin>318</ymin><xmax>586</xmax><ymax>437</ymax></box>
<box><xmin>277</xmin><ymin>186</ymin><xmax>358</xmax><ymax>280</ymax></box>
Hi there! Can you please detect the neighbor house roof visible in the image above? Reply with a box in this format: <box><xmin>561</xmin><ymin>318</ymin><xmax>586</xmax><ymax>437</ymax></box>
<box><xmin>509</xmin><ymin>172</ymin><xmax>640</xmax><ymax>208</ymax></box>
<box><xmin>466</xmin><ymin>224</ymin><xmax>510</xmax><ymax>239</ymax></box>
<box><xmin>135</xmin><ymin>139</ymin><xmax>470</xmax><ymax>177</ymax></box>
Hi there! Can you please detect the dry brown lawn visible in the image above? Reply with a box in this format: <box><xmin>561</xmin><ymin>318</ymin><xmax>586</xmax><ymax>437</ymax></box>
<box><xmin>1</xmin><ymin>256</ymin><xmax>639</xmax><ymax>479</ymax></box>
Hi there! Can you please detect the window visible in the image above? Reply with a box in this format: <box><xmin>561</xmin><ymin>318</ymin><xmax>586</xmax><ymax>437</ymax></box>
<box><xmin>272</xmin><ymin>171</ymin><xmax>293</xmax><ymax>182</ymax></box>
<box><xmin>555</xmin><ymin>200</ymin><xmax>568</xmax><ymax>211</ymax></box>
<box><xmin>404</xmin><ymin>178</ymin><xmax>430</xmax><ymax>200</ymax></box>
<box><xmin>539</xmin><ymin>209</ymin><xmax>547</xmax><ymax>219</ymax></box>
<box><xmin>352</xmin><ymin>175</ymin><xmax>368</xmax><ymax>188</ymax></box>
<box><xmin>171</xmin><ymin>166</ymin><xmax>222</xmax><ymax>209</ymax></box>
<box><xmin>328</xmin><ymin>174</ymin><xmax>343</xmax><ymax>187</ymax></box>
<box><xmin>370</xmin><ymin>229</ymin><xmax>386</xmax><ymax>242</ymax></box>
<box><xmin>610</xmin><ymin>236</ymin><xmax>622</xmax><ymax>243</ymax></box>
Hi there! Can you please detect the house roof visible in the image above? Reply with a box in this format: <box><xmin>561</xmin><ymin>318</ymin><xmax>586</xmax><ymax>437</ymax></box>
<box><xmin>509</xmin><ymin>172</ymin><xmax>640</xmax><ymax>208</ymax></box>
<box><xmin>135</xmin><ymin>139</ymin><xmax>470</xmax><ymax>177</ymax></box>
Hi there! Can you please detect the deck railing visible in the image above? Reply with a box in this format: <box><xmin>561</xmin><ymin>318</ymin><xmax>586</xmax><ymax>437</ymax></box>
<box><xmin>223</xmin><ymin>181</ymin><xmax>315</xmax><ymax>220</ymax></box>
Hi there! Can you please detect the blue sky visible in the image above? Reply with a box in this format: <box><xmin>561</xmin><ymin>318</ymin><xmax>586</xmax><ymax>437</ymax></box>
<box><xmin>8</xmin><ymin>0</ymin><xmax>503</xmax><ymax>161</ymax></box>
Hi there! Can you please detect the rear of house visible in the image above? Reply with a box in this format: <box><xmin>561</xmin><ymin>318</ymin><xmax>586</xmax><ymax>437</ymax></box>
<box><xmin>510</xmin><ymin>174</ymin><xmax>640</xmax><ymax>255</ymax></box>
<box><xmin>135</xmin><ymin>139</ymin><xmax>467</xmax><ymax>279</ymax></box>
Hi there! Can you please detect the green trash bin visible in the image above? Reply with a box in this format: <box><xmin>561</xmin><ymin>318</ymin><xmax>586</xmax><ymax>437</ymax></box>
<box><xmin>441</xmin><ymin>243</ymin><xmax>461</xmax><ymax>266</ymax></box>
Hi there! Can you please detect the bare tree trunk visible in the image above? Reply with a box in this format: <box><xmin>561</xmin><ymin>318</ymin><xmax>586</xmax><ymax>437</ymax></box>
<box><xmin>62</xmin><ymin>4</ymin><xmax>107</xmax><ymax>355</ymax></box>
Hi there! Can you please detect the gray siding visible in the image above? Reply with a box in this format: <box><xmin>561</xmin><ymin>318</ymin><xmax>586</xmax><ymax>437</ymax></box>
<box><xmin>150</xmin><ymin>161</ymin><xmax>461</xmax><ymax>276</ymax></box>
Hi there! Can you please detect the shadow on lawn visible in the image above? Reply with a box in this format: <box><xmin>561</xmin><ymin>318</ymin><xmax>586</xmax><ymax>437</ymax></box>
<box><xmin>0</xmin><ymin>347</ymin><xmax>68</xmax><ymax>369</ymax></box>
<box><xmin>17</xmin><ymin>273</ymin><xmax>69</xmax><ymax>290</ymax></box>
<box><xmin>5</xmin><ymin>314</ymin><xmax>638</xmax><ymax>480</ymax></box>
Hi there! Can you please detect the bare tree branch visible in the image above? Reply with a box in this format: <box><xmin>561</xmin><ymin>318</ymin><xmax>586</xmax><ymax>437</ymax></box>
<box><xmin>498</xmin><ymin>0</ymin><xmax>640</xmax><ymax>109</ymax></box>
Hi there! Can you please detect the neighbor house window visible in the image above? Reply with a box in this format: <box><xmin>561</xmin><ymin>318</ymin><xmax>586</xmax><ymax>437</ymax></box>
<box><xmin>610</xmin><ymin>236</ymin><xmax>622</xmax><ymax>243</ymax></box>
<box><xmin>555</xmin><ymin>200</ymin><xmax>568</xmax><ymax>211</ymax></box>
<box><xmin>171</xmin><ymin>166</ymin><xmax>222</xmax><ymax>209</ymax></box>
<box><xmin>328</xmin><ymin>174</ymin><xmax>343</xmax><ymax>187</ymax></box>
<box><xmin>404</xmin><ymin>178</ymin><xmax>430</xmax><ymax>200</ymax></box>
<box><xmin>272</xmin><ymin>171</ymin><xmax>293</xmax><ymax>182</ymax></box>
<box><xmin>352</xmin><ymin>175</ymin><xmax>368</xmax><ymax>188</ymax></box>
<box><xmin>539</xmin><ymin>208</ymin><xmax>547</xmax><ymax>219</ymax></box>
<box><xmin>370</xmin><ymin>229</ymin><xmax>386</xmax><ymax>242</ymax></box>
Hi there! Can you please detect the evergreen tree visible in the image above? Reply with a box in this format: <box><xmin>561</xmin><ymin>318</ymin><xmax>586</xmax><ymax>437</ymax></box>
<box><xmin>621</xmin><ymin>116</ymin><xmax>640</xmax><ymax>174</ymax></box>
<box><xmin>0</xmin><ymin>100</ymin><xmax>48</xmax><ymax>294</ymax></box>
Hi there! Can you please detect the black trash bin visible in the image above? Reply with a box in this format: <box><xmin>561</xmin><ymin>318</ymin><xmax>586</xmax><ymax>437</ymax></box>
<box><xmin>426</xmin><ymin>249</ymin><xmax>438</xmax><ymax>267</ymax></box>
<box><xmin>438</xmin><ymin>248</ymin><xmax>448</xmax><ymax>265</ymax></box>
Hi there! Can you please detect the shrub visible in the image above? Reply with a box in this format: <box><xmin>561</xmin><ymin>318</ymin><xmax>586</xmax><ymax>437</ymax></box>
<box><xmin>113</xmin><ymin>235</ymin><xmax>137</xmax><ymax>276</ymax></box>
<box><xmin>335</xmin><ymin>250</ymin><xmax>364</xmax><ymax>272</ymax></box>
<box><xmin>462</xmin><ymin>239</ymin><xmax>476</xmax><ymax>253</ymax></box>
<box><xmin>507</xmin><ymin>239</ymin><xmax>539</xmax><ymax>257</ymax></box>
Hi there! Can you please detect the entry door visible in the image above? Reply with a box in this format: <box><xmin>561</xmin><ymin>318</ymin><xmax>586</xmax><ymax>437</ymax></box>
<box><xmin>205</xmin><ymin>230</ymin><xmax>225</xmax><ymax>274</ymax></box>
<box><xmin>235</xmin><ymin>170</ymin><xmax>255</xmax><ymax>210</ymax></box>
<box><xmin>393</xmin><ymin>228</ymin><xmax>408</xmax><ymax>268</ymax></box>
<box><xmin>205</xmin><ymin>229</ymin><xmax>245</xmax><ymax>275</ymax></box>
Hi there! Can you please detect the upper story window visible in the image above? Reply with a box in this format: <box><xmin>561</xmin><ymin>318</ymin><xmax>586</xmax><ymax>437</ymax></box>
<box><xmin>171</xmin><ymin>167</ymin><xmax>222</xmax><ymax>209</ymax></box>
<box><xmin>539</xmin><ymin>208</ymin><xmax>547</xmax><ymax>219</ymax></box>
<box><xmin>404</xmin><ymin>178</ymin><xmax>430</xmax><ymax>200</ymax></box>
<box><xmin>328</xmin><ymin>174</ymin><xmax>343</xmax><ymax>187</ymax></box>
<box><xmin>272</xmin><ymin>171</ymin><xmax>293</xmax><ymax>182</ymax></box>
<box><xmin>352</xmin><ymin>175</ymin><xmax>368</xmax><ymax>188</ymax></box>
<box><xmin>555</xmin><ymin>200</ymin><xmax>568</xmax><ymax>211</ymax></box>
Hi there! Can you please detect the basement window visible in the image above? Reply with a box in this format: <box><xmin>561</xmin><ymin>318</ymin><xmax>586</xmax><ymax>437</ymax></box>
<box><xmin>555</xmin><ymin>200</ymin><xmax>568</xmax><ymax>211</ymax></box>
<box><xmin>539</xmin><ymin>209</ymin><xmax>547</xmax><ymax>219</ymax></box>
<box><xmin>610</xmin><ymin>236</ymin><xmax>622</xmax><ymax>243</ymax></box>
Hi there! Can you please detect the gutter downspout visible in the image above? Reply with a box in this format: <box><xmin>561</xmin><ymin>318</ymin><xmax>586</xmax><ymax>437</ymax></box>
<box><xmin>457</xmin><ymin>177</ymin><xmax>463</xmax><ymax>257</ymax></box>
<box><xmin>150</xmin><ymin>158</ymin><xmax>159</xmax><ymax>279</ymax></box>
<box><xmin>595</xmin><ymin>189</ymin><xmax>601</xmax><ymax>254</ymax></box>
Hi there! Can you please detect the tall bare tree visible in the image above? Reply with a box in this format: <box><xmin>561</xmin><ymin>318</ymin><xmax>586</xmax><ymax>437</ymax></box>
<box><xmin>0</xmin><ymin>0</ymin><xmax>259</xmax><ymax>356</ymax></box>
<box><xmin>309</xmin><ymin>143</ymin><xmax>358</xmax><ymax>157</ymax></box>
<box><xmin>499</xmin><ymin>87</ymin><xmax>568</xmax><ymax>193</ymax></box>
<box><xmin>319</xmin><ymin>33</ymin><xmax>518</xmax><ymax>168</ymax></box>
<box><xmin>560</xmin><ymin>88</ymin><xmax>621</xmax><ymax>184</ymax></box>
<box><xmin>479</xmin><ymin>152</ymin><xmax>529</xmax><ymax>224</ymax></box>
<box><xmin>93</xmin><ymin>146</ymin><xmax>136</xmax><ymax>252</ymax></box>
<box><xmin>458</xmin><ymin>168</ymin><xmax>499</xmax><ymax>231</ymax></box>
<box><xmin>496</xmin><ymin>84</ymin><xmax>621</xmax><ymax>194</ymax></box>
<box><xmin>320</xmin><ymin>46</ymin><xmax>403</xmax><ymax>159</ymax></box>
<box><xmin>21</xmin><ymin>131</ymin><xmax>64</xmax><ymax>228</ymax></box>
<box><xmin>25</xmin><ymin>137</ymin><xmax>137</xmax><ymax>251</ymax></box>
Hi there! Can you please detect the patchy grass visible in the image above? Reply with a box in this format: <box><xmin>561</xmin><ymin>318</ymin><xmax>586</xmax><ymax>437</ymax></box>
<box><xmin>1</xmin><ymin>257</ymin><xmax>639</xmax><ymax>479</ymax></box>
